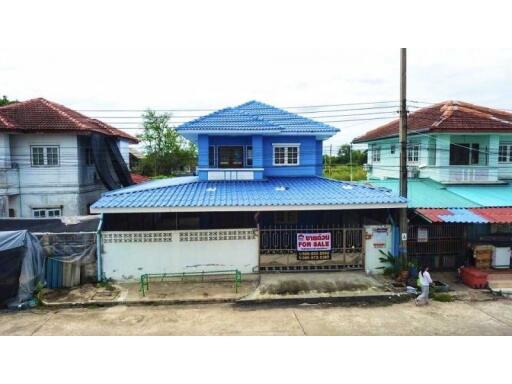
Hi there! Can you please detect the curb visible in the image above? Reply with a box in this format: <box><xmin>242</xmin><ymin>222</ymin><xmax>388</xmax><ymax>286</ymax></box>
<box><xmin>41</xmin><ymin>297</ymin><xmax>238</xmax><ymax>308</ymax></box>
<box><xmin>236</xmin><ymin>293</ymin><xmax>412</xmax><ymax>307</ymax></box>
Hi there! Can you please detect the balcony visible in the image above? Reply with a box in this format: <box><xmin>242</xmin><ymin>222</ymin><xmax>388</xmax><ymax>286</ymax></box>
<box><xmin>198</xmin><ymin>167</ymin><xmax>264</xmax><ymax>181</ymax></box>
<box><xmin>421</xmin><ymin>165</ymin><xmax>500</xmax><ymax>184</ymax></box>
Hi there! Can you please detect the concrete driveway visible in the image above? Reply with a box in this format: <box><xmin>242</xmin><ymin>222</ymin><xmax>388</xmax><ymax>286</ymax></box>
<box><xmin>1</xmin><ymin>299</ymin><xmax>512</xmax><ymax>335</ymax></box>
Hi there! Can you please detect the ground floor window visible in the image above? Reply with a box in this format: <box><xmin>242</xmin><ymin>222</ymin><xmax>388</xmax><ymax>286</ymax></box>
<box><xmin>33</xmin><ymin>208</ymin><xmax>61</xmax><ymax>218</ymax></box>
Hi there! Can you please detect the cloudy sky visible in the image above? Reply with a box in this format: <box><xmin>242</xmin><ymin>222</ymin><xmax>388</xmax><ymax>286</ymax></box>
<box><xmin>2</xmin><ymin>1</ymin><xmax>512</xmax><ymax>146</ymax></box>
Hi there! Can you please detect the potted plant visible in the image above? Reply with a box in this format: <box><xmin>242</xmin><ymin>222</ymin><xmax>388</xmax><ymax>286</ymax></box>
<box><xmin>378</xmin><ymin>250</ymin><xmax>411</xmax><ymax>282</ymax></box>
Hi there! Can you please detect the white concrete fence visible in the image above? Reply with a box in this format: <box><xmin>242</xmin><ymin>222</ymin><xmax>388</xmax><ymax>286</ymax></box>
<box><xmin>101</xmin><ymin>229</ymin><xmax>259</xmax><ymax>281</ymax></box>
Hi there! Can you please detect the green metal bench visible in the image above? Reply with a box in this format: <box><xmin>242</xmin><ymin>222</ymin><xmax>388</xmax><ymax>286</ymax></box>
<box><xmin>139</xmin><ymin>269</ymin><xmax>242</xmax><ymax>296</ymax></box>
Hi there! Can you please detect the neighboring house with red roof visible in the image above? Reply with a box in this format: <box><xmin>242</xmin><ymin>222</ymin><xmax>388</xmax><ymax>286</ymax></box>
<box><xmin>0</xmin><ymin>98</ymin><xmax>137</xmax><ymax>218</ymax></box>
<box><xmin>354</xmin><ymin>101</ymin><xmax>512</xmax><ymax>270</ymax></box>
<box><xmin>353</xmin><ymin>100</ymin><xmax>512</xmax><ymax>183</ymax></box>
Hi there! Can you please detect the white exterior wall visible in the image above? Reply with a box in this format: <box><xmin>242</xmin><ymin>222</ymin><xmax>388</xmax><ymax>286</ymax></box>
<box><xmin>364</xmin><ymin>225</ymin><xmax>393</xmax><ymax>274</ymax></box>
<box><xmin>101</xmin><ymin>229</ymin><xmax>259</xmax><ymax>281</ymax></box>
<box><xmin>367</xmin><ymin>137</ymin><xmax>427</xmax><ymax>180</ymax></box>
<box><xmin>0</xmin><ymin>133</ymin><xmax>106</xmax><ymax>217</ymax></box>
<box><xmin>366</xmin><ymin>133</ymin><xmax>512</xmax><ymax>183</ymax></box>
<box><xmin>497</xmin><ymin>134</ymin><xmax>512</xmax><ymax>180</ymax></box>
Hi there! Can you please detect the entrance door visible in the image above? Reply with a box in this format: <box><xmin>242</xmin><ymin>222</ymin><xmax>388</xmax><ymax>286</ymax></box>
<box><xmin>259</xmin><ymin>226</ymin><xmax>364</xmax><ymax>272</ymax></box>
<box><xmin>218</xmin><ymin>146</ymin><xmax>244</xmax><ymax>168</ymax></box>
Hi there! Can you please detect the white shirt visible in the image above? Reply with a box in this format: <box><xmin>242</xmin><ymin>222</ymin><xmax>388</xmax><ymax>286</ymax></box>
<box><xmin>420</xmin><ymin>271</ymin><xmax>433</xmax><ymax>286</ymax></box>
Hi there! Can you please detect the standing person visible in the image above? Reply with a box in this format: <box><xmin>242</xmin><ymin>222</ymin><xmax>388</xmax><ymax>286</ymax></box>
<box><xmin>416</xmin><ymin>266</ymin><xmax>433</xmax><ymax>305</ymax></box>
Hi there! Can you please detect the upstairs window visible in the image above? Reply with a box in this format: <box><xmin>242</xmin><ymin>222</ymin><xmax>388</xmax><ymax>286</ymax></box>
<box><xmin>33</xmin><ymin>208</ymin><xmax>61</xmax><ymax>218</ymax></box>
<box><xmin>31</xmin><ymin>146</ymin><xmax>60</xmax><ymax>167</ymax></box>
<box><xmin>407</xmin><ymin>143</ymin><xmax>420</xmax><ymax>163</ymax></box>
<box><xmin>498</xmin><ymin>143</ymin><xmax>512</xmax><ymax>163</ymax></box>
<box><xmin>449</xmin><ymin>143</ymin><xmax>480</xmax><ymax>165</ymax></box>
<box><xmin>273</xmin><ymin>144</ymin><xmax>299</xmax><ymax>166</ymax></box>
<box><xmin>371</xmin><ymin>145</ymin><xmax>381</xmax><ymax>162</ymax></box>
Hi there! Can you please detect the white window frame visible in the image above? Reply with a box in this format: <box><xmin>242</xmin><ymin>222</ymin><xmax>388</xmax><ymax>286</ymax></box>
<box><xmin>31</xmin><ymin>145</ymin><xmax>60</xmax><ymax>167</ymax></box>
<box><xmin>498</xmin><ymin>142</ymin><xmax>512</xmax><ymax>163</ymax></box>
<box><xmin>32</xmin><ymin>208</ymin><xmax>62</xmax><ymax>218</ymax></box>
<box><xmin>371</xmin><ymin>145</ymin><xmax>381</xmax><ymax>162</ymax></box>
<box><xmin>407</xmin><ymin>143</ymin><xmax>420</xmax><ymax>163</ymax></box>
<box><xmin>272</xmin><ymin>144</ymin><xmax>300</xmax><ymax>166</ymax></box>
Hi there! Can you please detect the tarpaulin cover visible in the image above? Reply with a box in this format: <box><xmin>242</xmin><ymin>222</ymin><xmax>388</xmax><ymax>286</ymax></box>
<box><xmin>92</xmin><ymin>133</ymin><xmax>133</xmax><ymax>190</ymax></box>
<box><xmin>0</xmin><ymin>230</ymin><xmax>45</xmax><ymax>307</ymax></box>
<box><xmin>39</xmin><ymin>233</ymin><xmax>96</xmax><ymax>265</ymax></box>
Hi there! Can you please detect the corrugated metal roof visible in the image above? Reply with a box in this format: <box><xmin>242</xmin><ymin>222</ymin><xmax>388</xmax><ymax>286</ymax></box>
<box><xmin>447</xmin><ymin>184</ymin><xmax>512</xmax><ymax>207</ymax></box>
<box><xmin>91</xmin><ymin>176</ymin><xmax>406</xmax><ymax>212</ymax></box>
<box><xmin>176</xmin><ymin>101</ymin><xmax>339</xmax><ymax>137</ymax></box>
<box><xmin>416</xmin><ymin>207</ymin><xmax>512</xmax><ymax>224</ymax></box>
<box><xmin>363</xmin><ymin>178</ymin><xmax>478</xmax><ymax>208</ymax></box>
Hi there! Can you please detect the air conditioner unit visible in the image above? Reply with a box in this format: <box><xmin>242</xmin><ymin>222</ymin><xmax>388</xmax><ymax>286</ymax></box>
<box><xmin>407</xmin><ymin>166</ymin><xmax>419</xmax><ymax>178</ymax></box>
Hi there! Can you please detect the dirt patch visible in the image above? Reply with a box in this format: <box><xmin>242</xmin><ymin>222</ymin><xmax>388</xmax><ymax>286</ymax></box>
<box><xmin>41</xmin><ymin>284</ymin><xmax>120</xmax><ymax>304</ymax></box>
<box><xmin>259</xmin><ymin>279</ymin><xmax>374</xmax><ymax>295</ymax></box>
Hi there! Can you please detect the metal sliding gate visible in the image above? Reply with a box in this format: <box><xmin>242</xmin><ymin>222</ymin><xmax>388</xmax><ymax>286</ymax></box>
<box><xmin>259</xmin><ymin>226</ymin><xmax>364</xmax><ymax>272</ymax></box>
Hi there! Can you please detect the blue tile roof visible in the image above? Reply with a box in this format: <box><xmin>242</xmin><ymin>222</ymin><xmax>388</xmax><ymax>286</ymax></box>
<box><xmin>91</xmin><ymin>176</ymin><xmax>406</xmax><ymax>211</ymax></box>
<box><xmin>176</xmin><ymin>101</ymin><xmax>339</xmax><ymax>139</ymax></box>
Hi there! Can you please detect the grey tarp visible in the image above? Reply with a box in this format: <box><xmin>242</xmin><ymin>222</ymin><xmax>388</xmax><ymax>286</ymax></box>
<box><xmin>0</xmin><ymin>230</ymin><xmax>45</xmax><ymax>307</ymax></box>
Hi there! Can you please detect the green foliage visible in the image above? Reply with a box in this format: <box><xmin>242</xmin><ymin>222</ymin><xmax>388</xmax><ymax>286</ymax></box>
<box><xmin>136</xmin><ymin>109</ymin><xmax>197</xmax><ymax>177</ymax></box>
<box><xmin>432</xmin><ymin>293</ymin><xmax>454</xmax><ymax>302</ymax></box>
<box><xmin>324</xmin><ymin>164</ymin><xmax>367</xmax><ymax>181</ymax></box>
<box><xmin>377</xmin><ymin>250</ymin><xmax>414</xmax><ymax>278</ymax></box>
<box><xmin>0</xmin><ymin>95</ymin><xmax>17</xmax><ymax>106</ymax></box>
<box><xmin>377</xmin><ymin>250</ymin><xmax>401</xmax><ymax>277</ymax></box>
<box><xmin>323</xmin><ymin>144</ymin><xmax>367</xmax><ymax>166</ymax></box>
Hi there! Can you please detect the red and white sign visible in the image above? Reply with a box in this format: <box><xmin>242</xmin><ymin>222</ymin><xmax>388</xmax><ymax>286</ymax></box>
<box><xmin>297</xmin><ymin>232</ymin><xmax>331</xmax><ymax>251</ymax></box>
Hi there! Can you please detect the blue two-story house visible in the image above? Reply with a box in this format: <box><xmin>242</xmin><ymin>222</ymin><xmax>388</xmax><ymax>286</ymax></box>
<box><xmin>91</xmin><ymin>101</ymin><xmax>406</xmax><ymax>279</ymax></box>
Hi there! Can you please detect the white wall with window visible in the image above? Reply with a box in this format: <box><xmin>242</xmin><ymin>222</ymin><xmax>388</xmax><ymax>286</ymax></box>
<box><xmin>407</xmin><ymin>143</ymin><xmax>420</xmax><ymax>163</ymax></box>
<box><xmin>3</xmin><ymin>133</ymin><xmax>106</xmax><ymax>217</ymax></box>
<box><xmin>32</xmin><ymin>207</ymin><xmax>62</xmax><ymax>218</ymax></box>
<box><xmin>371</xmin><ymin>144</ymin><xmax>381</xmax><ymax>163</ymax></box>
<box><xmin>273</xmin><ymin>144</ymin><xmax>300</xmax><ymax>166</ymax></box>
<box><xmin>31</xmin><ymin>145</ymin><xmax>60</xmax><ymax>166</ymax></box>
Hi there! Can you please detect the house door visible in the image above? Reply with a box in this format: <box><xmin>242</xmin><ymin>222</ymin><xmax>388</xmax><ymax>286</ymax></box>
<box><xmin>218</xmin><ymin>146</ymin><xmax>244</xmax><ymax>168</ymax></box>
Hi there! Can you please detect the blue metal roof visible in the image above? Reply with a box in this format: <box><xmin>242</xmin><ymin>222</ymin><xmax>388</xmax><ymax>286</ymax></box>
<box><xmin>363</xmin><ymin>178</ymin><xmax>479</xmax><ymax>208</ymax></box>
<box><xmin>176</xmin><ymin>101</ymin><xmax>339</xmax><ymax>141</ymax></box>
<box><xmin>446</xmin><ymin>184</ymin><xmax>512</xmax><ymax>207</ymax></box>
<box><xmin>91</xmin><ymin>176</ymin><xmax>406</xmax><ymax>212</ymax></box>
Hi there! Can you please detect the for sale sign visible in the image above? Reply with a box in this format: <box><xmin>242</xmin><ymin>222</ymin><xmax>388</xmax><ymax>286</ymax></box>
<box><xmin>297</xmin><ymin>232</ymin><xmax>331</xmax><ymax>252</ymax></box>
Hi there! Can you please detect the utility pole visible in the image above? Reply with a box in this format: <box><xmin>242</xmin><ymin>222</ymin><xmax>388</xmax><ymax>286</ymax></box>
<box><xmin>329</xmin><ymin>144</ymin><xmax>332</xmax><ymax>177</ymax></box>
<box><xmin>349</xmin><ymin>144</ymin><xmax>353</xmax><ymax>182</ymax></box>
<box><xmin>399</xmin><ymin>48</ymin><xmax>408</xmax><ymax>266</ymax></box>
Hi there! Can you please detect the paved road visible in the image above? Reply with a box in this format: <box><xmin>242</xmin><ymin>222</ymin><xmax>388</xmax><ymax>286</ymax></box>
<box><xmin>1</xmin><ymin>299</ymin><xmax>512</xmax><ymax>335</ymax></box>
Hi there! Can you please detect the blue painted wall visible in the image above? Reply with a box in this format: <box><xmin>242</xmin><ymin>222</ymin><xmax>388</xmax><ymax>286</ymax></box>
<box><xmin>198</xmin><ymin>134</ymin><xmax>323</xmax><ymax>178</ymax></box>
<box><xmin>262</xmin><ymin>136</ymin><xmax>322</xmax><ymax>177</ymax></box>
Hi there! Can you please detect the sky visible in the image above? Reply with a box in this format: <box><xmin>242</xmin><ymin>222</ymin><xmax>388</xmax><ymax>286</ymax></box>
<box><xmin>2</xmin><ymin>1</ymin><xmax>512</xmax><ymax>147</ymax></box>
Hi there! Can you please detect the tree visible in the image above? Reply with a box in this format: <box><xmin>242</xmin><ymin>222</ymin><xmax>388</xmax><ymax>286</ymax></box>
<box><xmin>136</xmin><ymin>109</ymin><xmax>197</xmax><ymax>177</ymax></box>
<box><xmin>0</xmin><ymin>95</ymin><xmax>17</xmax><ymax>106</ymax></box>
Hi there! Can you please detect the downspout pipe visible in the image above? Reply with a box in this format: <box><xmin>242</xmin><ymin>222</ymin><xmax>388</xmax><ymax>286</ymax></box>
<box><xmin>96</xmin><ymin>213</ymin><xmax>104</xmax><ymax>281</ymax></box>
